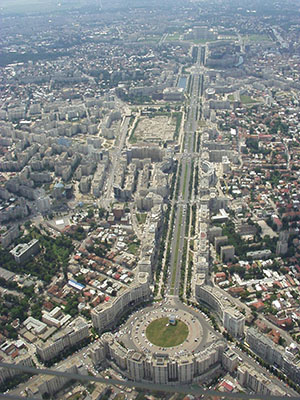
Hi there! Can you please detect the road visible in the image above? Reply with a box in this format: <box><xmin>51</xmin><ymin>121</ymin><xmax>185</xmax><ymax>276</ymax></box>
<box><xmin>166</xmin><ymin>46</ymin><xmax>204</xmax><ymax>297</ymax></box>
<box><xmin>213</xmin><ymin>282</ymin><xmax>294</xmax><ymax>346</ymax></box>
<box><xmin>158</xmin><ymin>33</ymin><xmax>168</xmax><ymax>46</ymax></box>
<box><xmin>8</xmin><ymin>44</ymin><xmax>298</xmax><ymax>398</ymax></box>
<box><xmin>100</xmin><ymin>115</ymin><xmax>130</xmax><ymax>208</ymax></box>
<box><xmin>230</xmin><ymin>345</ymin><xmax>297</xmax><ymax>396</ymax></box>
<box><xmin>159</xmin><ymin>44</ymin><xmax>299</xmax><ymax>395</ymax></box>
<box><xmin>9</xmin><ymin>342</ymin><xmax>95</xmax><ymax>397</ymax></box>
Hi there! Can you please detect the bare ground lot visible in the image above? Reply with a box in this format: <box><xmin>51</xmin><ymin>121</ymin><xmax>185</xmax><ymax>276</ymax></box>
<box><xmin>257</xmin><ymin>220</ymin><xmax>278</xmax><ymax>238</ymax></box>
<box><xmin>133</xmin><ymin>115</ymin><xmax>176</xmax><ymax>143</ymax></box>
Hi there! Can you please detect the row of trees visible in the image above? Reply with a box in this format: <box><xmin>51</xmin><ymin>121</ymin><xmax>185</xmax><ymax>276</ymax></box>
<box><xmin>190</xmin><ymin>204</ymin><xmax>197</xmax><ymax>236</ymax></box>
<box><xmin>185</xmin><ymin>253</ymin><xmax>193</xmax><ymax>299</ymax></box>
<box><xmin>178</xmin><ymin>238</ymin><xmax>188</xmax><ymax>301</ymax></box>
<box><xmin>235</xmin><ymin>341</ymin><xmax>300</xmax><ymax>394</ymax></box>
<box><xmin>194</xmin><ymin>164</ymin><xmax>199</xmax><ymax>197</ymax></box>
<box><xmin>154</xmin><ymin>163</ymin><xmax>178</xmax><ymax>295</ymax></box>
<box><xmin>188</xmin><ymin>160</ymin><xmax>194</xmax><ymax>200</ymax></box>
<box><xmin>173</xmin><ymin>112</ymin><xmax>183</xmax><ymax>140</ymax></box>
<box><xmin>175</xmin><ymin>163</ymin><xmax>182</xmax><ymax>200</ymax></box>
<box><xmin>161</xmin><ymin>204</ymin><xmax>177</xmax><ymax>297</ymax></box>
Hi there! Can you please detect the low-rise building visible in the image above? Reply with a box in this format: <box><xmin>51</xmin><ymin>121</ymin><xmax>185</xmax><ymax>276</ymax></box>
<box><xmin>26</xmin><ymin>359</ymin><xmax>84</xmax><ymax>398</ymax></box>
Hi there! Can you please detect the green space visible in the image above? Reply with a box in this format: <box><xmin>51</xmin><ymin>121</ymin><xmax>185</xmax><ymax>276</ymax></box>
<box><xmin>179</xmin><ymin>238</ymin><xmax>188</xmax><ymax>300</ymax></box>
<box><xmin>146</xmin><ymin>317</ymin><xmax>189</xmax><ymax>347</ymax></box>
<box><xmin>128</xmin><ymin>118</ymin><xmax>139</xmax><ymax>144</ymax></box>
<box><xmin>127</xmin><ymin>242</ymin><xmax>140</xmax><ymax>255</ymax></box>
<box><xmin>218</xmin><ymin>35</ymin><xmax>237</xmax><ymax>41</ymax></box>
<box><xmin>228</xmin><ymin>94</ymin><xmax>258</xmax><ymax>104</ymax></box>
<box><xmin>173</xmin><ymin>111</ymin><xmax>183</xmax><ymax>139</ymax></box>
<box><xmin>136</xmin><ymin>213</ymin><xmax>147</xmax><ymax>224</ymax></box>
<box><xmin>222</xmin><ymin>220</ymin><xmax>250</xmax><ymax>259</ymax></box>
<box><xmin>182</xmin><ymin>163</ymin><xmax>189</xmax><ymax>198</ymax></box>
<box><xmin>114</xmin><ymin>394</ymin><xmax>126</xmax><ymax>400</ymax></box>
<box><xmin>129</xmin><ymin>115</ymin><xmax>135</xmax><ymax>127</ymax></box>
<box><xmin>247</xmin><ymin>34</ymin><xmax>270</xmax><ymax>42</ymax></box>
<box><xmin>0</xmin><ymin>225</ymin><xmax>73</xmax><ymax>283</ymax></box>
<box><xmin>170</xmin><ymin>209</ymin><xmax>183</xmax><ymax>294</ymax></box>
<box><xmin>190</xmin><ymin>38</ymin><xmax>216</xmax><ymax>44</ymax></box>
<box><xmin>139</xmin><ymin>36</ymin><xmax>160</xmax><ymax>44</ymax></box>
<box><xmin>240</xmin><ymin>95</ymin><xmax>258</xmax><ymax>104</ymax></box>
<box><xmin>165</xmin><ymin>33</ymin><xmax>181</xmax><ymax>41</ymax></box>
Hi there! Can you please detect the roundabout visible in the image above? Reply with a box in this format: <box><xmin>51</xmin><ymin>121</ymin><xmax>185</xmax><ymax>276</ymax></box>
<box><xmin>124</xmin><ymin>302</ymin><xmax>210</xmax><ymax>357</ymax></box>
<box><xmin>98</xmin><ymin>299</ymin><xmax>225</xmax><ymax>385</ymax></box>
<box><xmin>146</xmin><ymin>317</ymin><xmax>189</xmax><ymax>347</ymax></box>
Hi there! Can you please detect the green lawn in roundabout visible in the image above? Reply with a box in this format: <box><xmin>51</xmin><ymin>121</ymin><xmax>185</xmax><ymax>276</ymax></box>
<box><xmin>146</xmin><ymin>317</ymin><xmax>189</xmax><ymax>347</ymax></box>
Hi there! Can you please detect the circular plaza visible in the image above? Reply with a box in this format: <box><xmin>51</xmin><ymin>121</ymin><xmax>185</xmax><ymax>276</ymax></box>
<box><xmin>99</xmin><ymin>300</ymin><xmax>225</xmax><ymax>385</ymax></box>
<box><xmin>146</xmin><ymin>317</ymin><xmax>189</xmax><ymax>347</ymax></box>
<box><xmin>128</xmin><ymin>306</ymin><xmax>205</xmax><ymax>356</ymax></box>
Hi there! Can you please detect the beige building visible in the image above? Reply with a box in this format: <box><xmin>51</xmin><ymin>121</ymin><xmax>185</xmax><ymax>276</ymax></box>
<box><xmin>26</xmin><ymin>359</ymin><xmax>82</xmax><ymax>398</ymax></box>
<box><xmin>195</xmin><ymin>284</ymin><xmax>245</xmax><ymax>338</ymax></box>
<box><xmin>222</xmin><ymin>348</ymin><xmax>239</xmax><ymax>372</ymax></box>
<box><xmin>247</xmin><ymin>327</ymin><xmax>300</xmax><ymax>384</ymax></box>
<box><xmin>36</xmin><ymin>317</ymin><xmax>89</xmax><ymax>362</ymax></box>
<box><xmin>90</xmin><ymin>332</ymin><xmax>225</xmax><ymax>385</ymax></box>
<box><xmin>91</xmin><ymin>272</ymin><xmax>150</xmax><ymax>333</ymax></box>
<box><xmin>10</xmin><ymin>238</ymin><xmax>39</xmax><ymax>263</ymax></box>
<box><xmin>0</xmin><ymin>354</ymin><xmax>33</xmax><ymax>386</ymax></box>
<box><xmin>237</xmin><ymin>364</ymin><xmax>286</xmax><ymax>396</ymax></box>
<box><xmin>223</xmin><ymin>308</ymin><xmax>245</xmax><ymax>338</ymax></box>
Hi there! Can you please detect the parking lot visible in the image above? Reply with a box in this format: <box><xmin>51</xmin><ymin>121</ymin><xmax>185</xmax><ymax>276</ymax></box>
<box><xmin>115</xmin><ymin>301</ymin><xmax>208</xmax><ymax>357</ymax></box>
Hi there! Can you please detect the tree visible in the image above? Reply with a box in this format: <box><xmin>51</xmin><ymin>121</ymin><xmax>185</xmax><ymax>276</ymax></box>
<box><xmin>87</xmin><ymin>209</ymin><xmax>94</xmax><ymax>219</ymax></box>
<box><xmin>98</xmin><ymin>207</ymin><xmax>106</xmax><ymax>219</ymax></box>
<box><xmin>64</xmin><ymin>295</ymin><xmax>79</xmax><ymax>317</ymax></box>
<box><xmin>31</xmin><ymin>302</ymin><xmax>43</xmax><ymax>320</ymax></box>
<box><xmin>24</xmin><ymin>221</ymin><xmax>31</xmax><ymax>230</ymax></box>
<box><xmin>278</xmin><ymin>336</ymin><xmax>286</xmax><ymax>347</ymax></box>
<box><xmin>6</xmin><ymin>324</ymin><xmax>18</xmax><ymax>339</ymax></box>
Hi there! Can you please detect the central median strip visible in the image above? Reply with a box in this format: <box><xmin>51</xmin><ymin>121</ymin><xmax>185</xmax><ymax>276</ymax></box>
<box><xmin>182</xmin><ymin>162</ymin><xmax>189</xmax><ymax>198</ymax></box>
<box><xmin>170</xmin><ymin>209</ymin><xmax>183</xmax><ymax>295</ymax></box>
<box><xmin>165</xmin><ymin>70</ymin><xmax>202</xmax><ymax>298</ymax></box>
<box><xmin>179</xmin><ymin>238</ymin><xmax>188</xmax><ymax>300</ymax></box>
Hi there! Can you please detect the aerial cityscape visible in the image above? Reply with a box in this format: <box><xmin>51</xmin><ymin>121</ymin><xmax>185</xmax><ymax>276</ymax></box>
<box><xmin>0</xmin><ymin>0</ymin><xmax>300</xmax><ymax>398</ymax></box>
